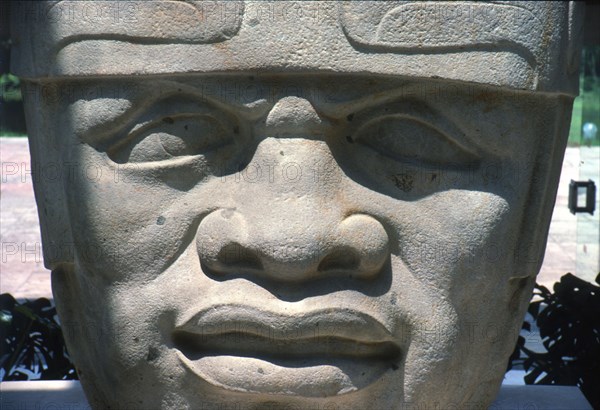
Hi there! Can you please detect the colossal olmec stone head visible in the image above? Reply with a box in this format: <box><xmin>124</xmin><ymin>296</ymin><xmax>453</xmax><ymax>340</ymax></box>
<box><xmin>11</xmin><ymin>1</ymin><xmax>582</xmax><ymax>409</ymax></box>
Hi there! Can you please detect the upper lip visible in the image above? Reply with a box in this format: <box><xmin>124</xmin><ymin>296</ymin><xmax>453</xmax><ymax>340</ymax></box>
<box><xmin>175</xmin><ymin>305</ymin><xmax>393</xmax><ymax>343</ymax></box>
<box><xmin>172</xmin><ymin>305</ymin><xmax>400</xmax><ymax>360</ymax></box>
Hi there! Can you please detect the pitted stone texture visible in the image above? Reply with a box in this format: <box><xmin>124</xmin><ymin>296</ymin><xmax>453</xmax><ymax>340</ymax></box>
<box><xmin>11</xmin><ymin>2</ymin><xmax>582</xmax><ymax>410</ymax></box>
<box><xmin>11</xmin><ymin>1</ymin><xmax>582</xmax><ymax>94</ymax></box>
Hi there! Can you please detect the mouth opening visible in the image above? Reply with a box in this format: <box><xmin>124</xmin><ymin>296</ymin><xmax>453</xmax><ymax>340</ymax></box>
<box><xmin>172</xmin><ymin>331</ymin><xmax>401</xmax><ymax>363</ymax></box>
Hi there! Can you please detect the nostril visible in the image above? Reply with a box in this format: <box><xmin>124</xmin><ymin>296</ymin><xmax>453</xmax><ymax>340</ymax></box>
<box><xmin>216</xmin><ymin>242</ymin><xmax>263</xmax><ymax>271</ymax></box>
<box><xmin>317</xmin><ymin>248</ymin><xmax>360</xmax><ymax>273</ymax></box>
<box><xmin>333</xmin><ymin>214</ymin><xmax>390</xmax><ymax>279</ymax></box>
<box><xmin>197</xmin><ymin>210</ymin><xmax>389</xmax><ymax>282</ymax></box>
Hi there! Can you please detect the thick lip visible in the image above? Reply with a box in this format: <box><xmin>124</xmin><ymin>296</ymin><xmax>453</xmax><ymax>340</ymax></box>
<box><xmin>172</xmin><ymin>305</ymin><xmax>401</xmax><ymax>361</ymax></box>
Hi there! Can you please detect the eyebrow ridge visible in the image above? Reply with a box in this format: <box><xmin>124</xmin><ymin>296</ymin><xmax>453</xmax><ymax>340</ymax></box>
<box><xmin>153</xmin><ymin>79</ymin><xmax>418</xmax><ymax>119</ymax></box>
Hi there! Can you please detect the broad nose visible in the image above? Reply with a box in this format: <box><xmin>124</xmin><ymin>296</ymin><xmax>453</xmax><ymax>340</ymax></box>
<box><xmin>196</xmin><ymin>96</ymin><xmax>390</xmax><ymax>282</ymax></box>
<box><xmin>197</xmin><ymin>209</ymin><xmax>389</xmax><ymax>282</ymax></box>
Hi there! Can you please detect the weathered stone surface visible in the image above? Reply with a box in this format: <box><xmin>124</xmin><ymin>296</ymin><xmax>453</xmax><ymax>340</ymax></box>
<box><xmin>10</xmin><ymin>2</ymin><xmax>583</xmax><ymax>409</ymax></box>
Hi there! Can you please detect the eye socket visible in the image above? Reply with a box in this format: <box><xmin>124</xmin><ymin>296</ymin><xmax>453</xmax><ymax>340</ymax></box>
<box><xmin>353</xmin><ymin>115</ymin><xmax>478</xmax><ymax>168</ymax></box>
<box><xmin>109</xmin><ymin>114</ymin><xmax>234</xmax><ymax>164</ymax></box>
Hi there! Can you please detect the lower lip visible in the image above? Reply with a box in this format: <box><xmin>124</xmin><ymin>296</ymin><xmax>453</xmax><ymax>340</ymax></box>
<box><xmin>176</xmin><ymin>353</ymin><xmax>399</xmax><ymax>397</ymax></box>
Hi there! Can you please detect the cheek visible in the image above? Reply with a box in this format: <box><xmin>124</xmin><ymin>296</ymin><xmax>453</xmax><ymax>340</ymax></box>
<box><xmin>91</xmin><ymin>285</ymin><xmax>187</xmax><ymax>402</ymax></box>
<box><xmin>67</xmin><ymin>146</ymin><xmax>212</xmax><ymax>281</ymax></box>
<box><xmin>393</xmin><ymin>190</ymin><xmax>514</xmax><ymax>292</ymax></box>
<box><xmin>381</xmin><ymin>192</ymin><xmax>516</xmax><ymax>402</ymax></box>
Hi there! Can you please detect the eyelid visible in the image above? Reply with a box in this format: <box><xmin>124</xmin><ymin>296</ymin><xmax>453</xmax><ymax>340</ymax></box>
<box><xmin>350</xmin><ymin>99</ymin><xmax>481</xmax><ymax>161</ymax></box>
<box><xmin>153</xmin><ymin>80</ymin><xmax>272</xmax><ymax>121</ymax></box>
<box><xmin>103</xmin><ymin>98</ymin><xmax>234</xmax><ymax>155</ymax></box>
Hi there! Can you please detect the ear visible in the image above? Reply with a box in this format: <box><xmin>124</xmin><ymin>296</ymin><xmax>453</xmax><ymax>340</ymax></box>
<box><xmin>512</xmin><ymin>2</ymin><xmax>583</xmax><ymax>275</ymax></box>
<box><xmin>51</xmin><ymin>264</ymin><xmax>108</xmax><ymax>407</ymax></box>
<box><xmin>51</xmin><ymin>264</ymin><xmax>81</xmax><ymax>356</ymax></box>
<box><xmin>22</xmin><ymin>81</ymin><xmax>75</xmax><ymax>269</ymax></box>
<box><xmin>511</xmin><ymin>0</ymin><xmax>583</xmax><ymax>280</ymax></box>
<box><xmin>512</xmin><ymin>96</ymin><xmax>573</xmax><ymax>280</ymax></box>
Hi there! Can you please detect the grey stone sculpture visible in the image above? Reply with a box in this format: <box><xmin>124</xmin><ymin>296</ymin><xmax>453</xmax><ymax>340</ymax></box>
<box><xmin>10</xmin><ymin>1</ymin><xmax>583</xmax><ymax>409</ymax></box>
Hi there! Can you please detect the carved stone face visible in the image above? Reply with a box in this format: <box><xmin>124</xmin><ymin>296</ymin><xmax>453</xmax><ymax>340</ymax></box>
<box><xmin>21</xmin><ymin>75</ymin><xmax>568</xmax><ymax>409</ymax></box>
<box><xmin>13</xmin><ymin>1</ymin><xmax>580</xmax><ymax>409</ymax></box>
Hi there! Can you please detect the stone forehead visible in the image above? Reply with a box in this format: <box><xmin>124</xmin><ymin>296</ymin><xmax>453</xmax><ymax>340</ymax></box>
<box><xmin>11</xmin><ymin>1</ymin><xmax>581</xmax><ymax>95</ymax></box>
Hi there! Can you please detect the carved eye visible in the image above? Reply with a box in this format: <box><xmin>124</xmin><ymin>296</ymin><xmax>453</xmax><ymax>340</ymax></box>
<box><xmin>110</xmin><ymin>114</ymin><xmax>233</xmax><ymax>163</ymax></box>
<box><xmin>353</xmin><ymin>115</ymin><xmax>478</xmax><ymax>168</ymax></box>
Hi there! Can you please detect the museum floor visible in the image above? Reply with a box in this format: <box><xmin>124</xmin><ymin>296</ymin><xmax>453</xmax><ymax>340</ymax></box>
<box><xmin>1</xmin><ymin>137</ymin><xmax>599</xmax><ymax>299</ymax></box>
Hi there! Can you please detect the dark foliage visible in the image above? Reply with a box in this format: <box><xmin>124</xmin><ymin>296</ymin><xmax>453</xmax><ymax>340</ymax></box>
<box><xmin>2</xmin><ymin>273</ymin><xmax>599</xmax><ymax>408</ymax></box>
<box><xmin>0</xmin><ymin>293</ymin><xmax>77</xmax><ymax>380</ymax></box>
<box><xmin>509</xmin><ymin>273</ymin><xmax>600</xmax><ymax>409</ymax></box>
<box><xmin>0</xmin><ymin>74</ymin><xmax>27</xmax><ymax>134</ymax></box>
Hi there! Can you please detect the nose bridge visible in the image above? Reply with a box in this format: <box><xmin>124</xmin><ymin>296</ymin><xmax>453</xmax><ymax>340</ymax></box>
<box><xmin>234</xmin><ymin>92</ymin><xmax>340</xmax><ymax>200</ymax></box>
<box><xmin>236</xmin><ymin>138</ymin><xmax>342</xmax><ymax>249</ymax></box>
<box><xmin>233</xmin><ymin>94</ymin><xmax>343</xmax><ymax>270</ymax></box>
<box><xmin>263</xmin><ymin>96</ymin><xmax>330</xmax><ymax>137</ymax></box>
<box><xmin>195</xmin><ymin>94</ymin><xmax>390</xmax><ymax>282</ymax></box>
<box><xmin>244</xmin><ymin>185</ymin><xmax>338</xmax><ymax>246</ymax></box>
<box><xmin>212</xmin><ymin>135</ymin><xmax>346</xmax><ymax>280</ymax></box>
